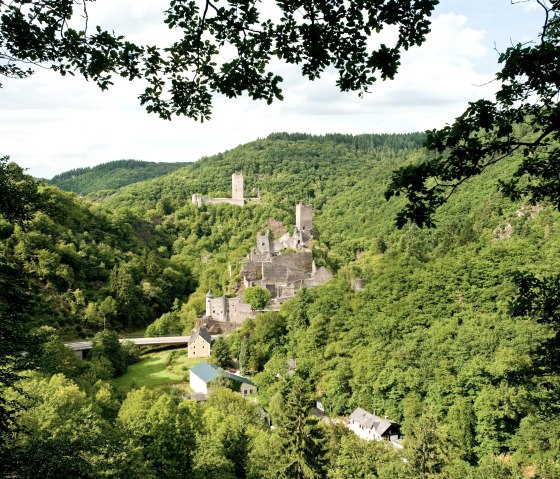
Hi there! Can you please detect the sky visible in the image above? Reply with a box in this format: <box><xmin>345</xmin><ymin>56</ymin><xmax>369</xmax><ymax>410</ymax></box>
<box><xmin>0</xmin><ymin>0</ymin><xmax>548</xmax><ymax>179</ymax></box>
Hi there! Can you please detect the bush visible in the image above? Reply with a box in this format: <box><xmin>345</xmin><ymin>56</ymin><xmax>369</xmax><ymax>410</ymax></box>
<box><xmin>243</xmin><ymin>287</ymin><xmax>272</xmax><ymax>311</ymax></box>
<box><xmin>145</xmin><ymin>312</ymin><xmax>182</xmax><ymax>337</ymax></box>
<box><xmin>164</xmin><ymin>350</ymin><xmax>179</xmax><ymax>367</ymax></box>
<box><xmin>90</xmin><ymin>330</ymin><xmax>127</xmax><ymax>376</ymax></box>
<box><xmin>121</xmin><ymin>340</ymin><xmax>141</xmax><ymax>365</ymax></box>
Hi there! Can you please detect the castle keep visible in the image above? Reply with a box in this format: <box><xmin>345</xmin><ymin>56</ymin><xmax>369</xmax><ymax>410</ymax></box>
<box><xmin>192</xmin><ymin>172</ymin><xmax>260</xmax><ymax>207</ymax></box>
<box><xmin>203</xmin><ymin>202</ymin><xmax>332</xmax><ymax>324</ymax></box>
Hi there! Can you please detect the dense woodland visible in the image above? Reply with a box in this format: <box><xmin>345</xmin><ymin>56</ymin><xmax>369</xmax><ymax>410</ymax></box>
<box><xmin>49</xmin><ymin>160</ymin><xmax>188</xmax><ymax>199</ymax></box>
<box><xmin>1</xmin><ymin>132</ymin><xmax>560</xmax><ymax>478</ymax></box>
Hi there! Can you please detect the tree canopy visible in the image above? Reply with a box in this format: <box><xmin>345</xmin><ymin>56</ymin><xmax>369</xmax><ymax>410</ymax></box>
<box><xmin>0</xmin><ymin>0</ymin><xmax>438</xmax><ymax>120</ymax></box>
<box><xmin>4</xmin><ymin>1</ymin><xmax>559</xmax><ymax>229</ymax></box>
<box><xmin>243</xmin><ymin>286</ymin><xmax>272</xmax><ymax>311</ymax></box>
<box><xmin>387</xmin><ymin>0</ymin><xmax>560</xmax><ymax>227</ymax></box>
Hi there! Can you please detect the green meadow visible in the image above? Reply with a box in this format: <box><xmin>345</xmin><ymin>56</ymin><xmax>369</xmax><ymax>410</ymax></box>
<box><xmin>112</xmin><ymin>350</ymin><xmax>205</xmax><ymax>389</ymax></box>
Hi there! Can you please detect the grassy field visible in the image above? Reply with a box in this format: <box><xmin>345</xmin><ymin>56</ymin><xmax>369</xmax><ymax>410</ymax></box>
<box><xmin>112</xmin><ymin>350</ymin><xmax>205</xmax><ymax>390</ymax></box>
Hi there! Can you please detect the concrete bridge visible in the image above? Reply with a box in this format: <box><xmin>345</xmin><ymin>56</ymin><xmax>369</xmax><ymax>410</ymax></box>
<box><xmin>65</xmin><ymin>335</ymin><xmax>194</xmax><ymax>358</ymax></box>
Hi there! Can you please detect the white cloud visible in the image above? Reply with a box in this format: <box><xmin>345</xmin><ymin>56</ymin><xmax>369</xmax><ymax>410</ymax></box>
<box><xmin>515</xmin><ymin>0</ymin><xmax>547</xmax><ymax>12</ymax></box>
<box><xmin>0</xmin><ymin>5</ymin><xmax>540</xmax><ymax>178</ymax></box>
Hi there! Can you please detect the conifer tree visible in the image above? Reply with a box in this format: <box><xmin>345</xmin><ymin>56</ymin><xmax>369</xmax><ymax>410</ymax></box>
<box><xmin>211</xmin><ymin>337</ymin><xmax>231</xmax><ymax>369</ymax></box>
<box><xmin>405</xmin><ymin>411</ymin><xmax>450</xmax><ymax>479</ymax></box>
<box><xmin>274</xmin><ymin>376</ymin><xmax>327</xmax><ymax>479</ymax></box>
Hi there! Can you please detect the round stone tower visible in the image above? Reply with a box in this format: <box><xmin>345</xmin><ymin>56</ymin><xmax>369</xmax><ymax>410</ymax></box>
<box><xmin>205</xmin><ymin>290</ymin><xmax>213</xmax><ymax>317</ymax></box>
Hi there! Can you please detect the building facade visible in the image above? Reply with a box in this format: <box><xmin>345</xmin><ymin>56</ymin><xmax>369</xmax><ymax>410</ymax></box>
<box><xmin>187</xmin><ymin>328</ymin><xmax>212</xmax><ymax>358</ymax></box>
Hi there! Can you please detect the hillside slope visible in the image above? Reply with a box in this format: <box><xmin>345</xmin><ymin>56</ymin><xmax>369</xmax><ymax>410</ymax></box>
<box><xmin>49</xmin><ymin>159</ymin><xmax>188</xmax><ymax>198</ymax></box>
<box><xmin>2</xmin><ymin>131</ymin><xmax>560</xmax><ymax>476</ymax></box>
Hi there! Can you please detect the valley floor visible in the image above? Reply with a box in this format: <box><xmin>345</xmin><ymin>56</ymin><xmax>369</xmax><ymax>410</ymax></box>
<box><xmin>112</xmin><ymin>350</ymin><xmax>204</xmax><ymax>390</ymax></box>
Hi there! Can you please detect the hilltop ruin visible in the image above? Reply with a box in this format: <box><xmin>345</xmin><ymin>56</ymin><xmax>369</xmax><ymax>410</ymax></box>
<box><xmin>201</xmin><ymin>202</ymin><xmax>332</xmax><ymax>326</ymax></box>
<box><xmin>192</xmin><ymin>172</ymin><xmax>260</xmax><ymax>207</ymax></box>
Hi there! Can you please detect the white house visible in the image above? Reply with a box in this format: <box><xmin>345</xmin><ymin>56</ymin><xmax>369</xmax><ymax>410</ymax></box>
<box><xmin>348</xmin><ymin>407</ymin><xmax>401</xmax><ymax>443</ymax></box>
<box><xmin>189</xmin><ymin>361</ymin><xmax>257</xmax><ymax>395</ymax></box>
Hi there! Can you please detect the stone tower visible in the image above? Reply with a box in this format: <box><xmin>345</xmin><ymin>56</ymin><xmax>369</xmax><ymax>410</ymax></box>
<box><xmin>296</xmin><ymin>202</ymin><xmax>313</xmax><ymax>234</ymax></box>
<box><xmin>256</xmin><ymin>229</ymin><xmax>273</xmax><ymax>255</ymax></box>
<box><xmin>232</xmin><ymin>173</ymin><xmax>244</xmax><ymax>200</ymax></box>
<box><xmin>205</xmin><ymin>290</ymin><xmax>213</xmax><ymax>317</ymax></box>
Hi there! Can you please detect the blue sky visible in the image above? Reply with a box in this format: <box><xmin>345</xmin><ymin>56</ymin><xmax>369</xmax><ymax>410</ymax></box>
<box><xmin>0</xmin><ymin>1</ymin><xmax>548</xmax><ymax>178</ymax></box>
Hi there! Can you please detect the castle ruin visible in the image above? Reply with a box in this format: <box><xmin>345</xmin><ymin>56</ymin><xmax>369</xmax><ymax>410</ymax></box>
<box><xmin>192</xmin><ymin>172</ymin><xmax>260</xmax><ymax>207</ymax></box>
<box><xmin>232</xmin><ymin>173</ymin><xmax>244</xmax><ymax>201</ymax></box>
<box><xmin>202</xmin><ymin>203</ymin><xmax>332</xmax><ymax>324</ymax></box>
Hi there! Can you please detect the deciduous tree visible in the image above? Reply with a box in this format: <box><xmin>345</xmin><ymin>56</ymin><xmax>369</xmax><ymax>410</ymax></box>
<box><xmin>0</xmin><ymin>1</ymin><xmax>438</xmax><ymax>120</ymax></box>
<box><xmin>386</xmin><ymin>2</ymin><xmax>560</xmax><ymax>227</ymax></box>
<box><xmin>243</xmin><ymin>286</ymin><xmax>271</xmax><ymax>311</ymax></box>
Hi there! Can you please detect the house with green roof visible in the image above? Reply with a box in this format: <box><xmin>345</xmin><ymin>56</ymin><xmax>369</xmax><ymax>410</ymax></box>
<box><xmin>189</xmin><ymin>361</ymin><xmax>257</xmax><ymax>395</ymax></box>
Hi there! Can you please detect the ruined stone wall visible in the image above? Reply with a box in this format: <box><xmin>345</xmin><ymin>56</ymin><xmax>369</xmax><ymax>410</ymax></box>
<box><xmin>245</xmin><ymin>251</ymin><xmax>314</xmax><ymax>287</ymax></box>
<box><xmin>273</xmin><ymin>252</ymin><xmax>313</xmax><ymax>271</ymax></box>
<box><xmin>204</xmin><ymin>198</ymin><xmax>245</xmax><ymax>206</ymax></box>
<box><xmin>260</xmin><ymin>252</ymin><xmax>313</xmax><ymax>284</ymax></box>
<box><xmin>305</xmin><ymin>266</ymin><xmax>333</xmax><ymax>287</ymax></box>
<box><xmin>207</xmin><ymin>296</ymin><xmax>256</xmax><ymax>323</ymax></box>
<box><xmin>272</xmin><ymin>232</ymin><xmax>293</xmax><ymax>252</ymax></box>
<box><xmin>262</xmin><ymin>283</ymin><xmax>277</xmax><ymax>297</ymax></box>
<box><xmin>242</xmin><ymin>259</ymin><xmax>263</xmax><ymax>282</ymax></box>
<box><xmin>192</xmin><ymin>195</ymin><xmax>246</xmax><ymax>207</ymax></box>
<box><xmin>262</xmin><ymin>262</ymin><xmax>288</xmax><ymax>284</ymax></box>
<box><xmin>286</xmin><ymin>267</ymin><xmax>311</xmax><ymax>283</ymax></box>
<box><xmin>256</xmin><ymin>231</ymin><xmax>272</xmax><ymax>255</ymax></box>
<box><xmin>226</xmin><ymin>297</ymin><xmax>255</xmax><ymax>324</ymax></box>
<box><xmin>277</xmin><ymin>284</ymin><xmax>297</xmax><ymax>298</ymax></box>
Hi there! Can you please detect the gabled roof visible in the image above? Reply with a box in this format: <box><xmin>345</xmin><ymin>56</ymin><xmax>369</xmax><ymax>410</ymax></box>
<box><xmin>349</xmin><ymin>407</ymin><xmax>376</xmax><ymax>429</ymax></box>
<box><xmin>189</xmin><ymin>392</ymin><xmax>208</xmax><ymax>402</ymax></box>
<box><xmin>224</xmin><ymin>370</ymin><xmax>255</xmax><ymax>387</ymax></box>
<box><xmin>190</xmin><ymin>361</ymin><xmax>221</xmax><ymax>383</ymax></box>
<box><xmin>188</xmin><ymin>328</ymin><xmax>212</xmax><ymax>346</ymax></box>
<box><xmin>349</xmin><ymin>407</ymin><xmax>398</xmax><ymax>436</ymax></box>
<box><xmin>190</xmin><ymin>361</ymin><xmax>255</xmax><ymax>387</ymax></box>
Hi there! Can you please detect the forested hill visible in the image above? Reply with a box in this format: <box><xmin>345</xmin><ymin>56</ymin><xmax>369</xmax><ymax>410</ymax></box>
<box><xmin>49</xmin><ymin>159</ymin><xmax>188</xmax><ymax>198</ymax></box>
<box><xmin>102</xmin><ymin>132</ymin><xmax>427</xmax><ymax>262</ymax></box>
<box><xmin>3</xmin><ymin>131</ymin><xmax>560</xmax><ymax>477</ymax></box>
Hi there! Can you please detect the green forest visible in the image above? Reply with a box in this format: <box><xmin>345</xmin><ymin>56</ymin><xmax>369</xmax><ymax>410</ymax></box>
<box><xmin>1</xmin><ymin>131</ymin><xmax>560</xmax><ymax>478</ymax></box>
<box><xmin>49</xmin><ymin>159</ymin><xmax>188</xmax><ymax>199</ymax></box>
